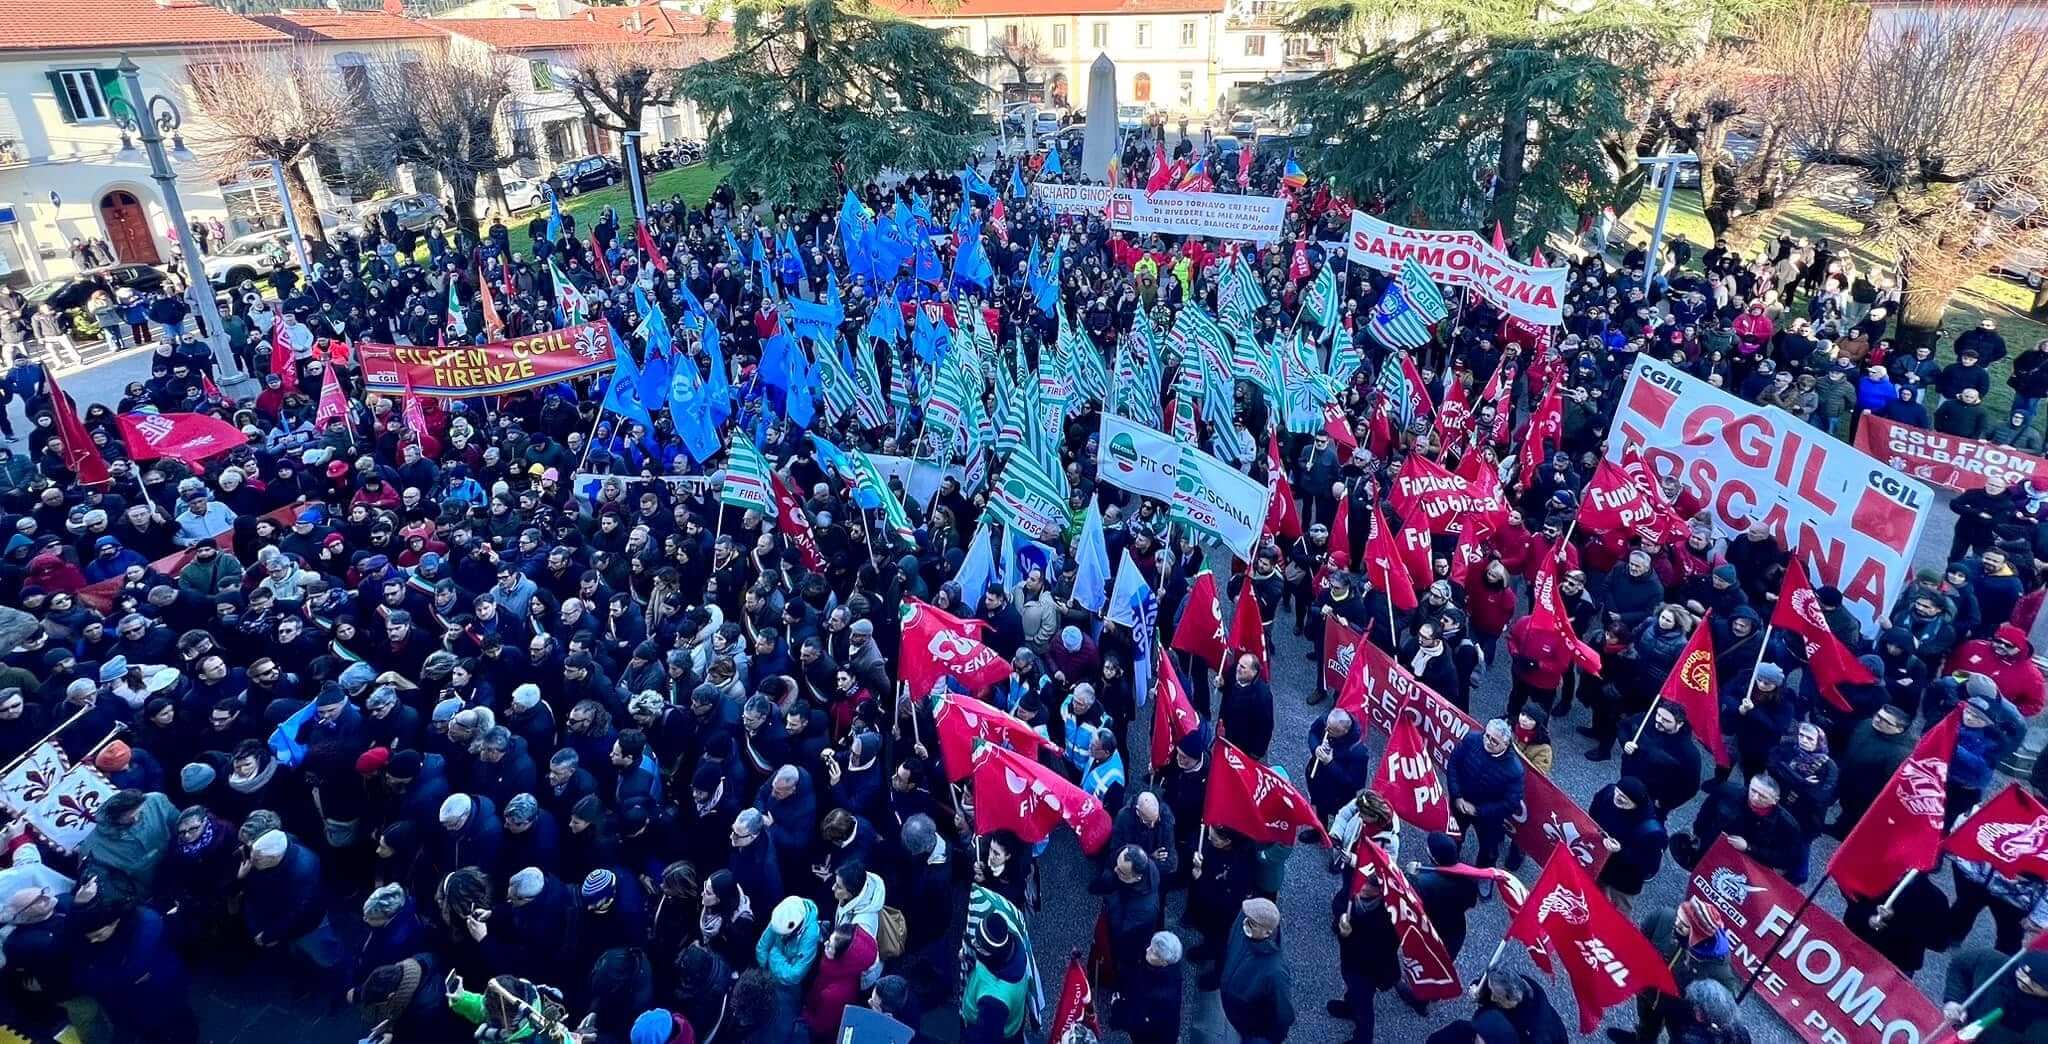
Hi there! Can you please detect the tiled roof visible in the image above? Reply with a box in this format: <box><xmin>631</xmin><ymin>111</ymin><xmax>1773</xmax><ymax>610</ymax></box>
<box><xmin>878</xmin><ymin>0</ymin><xmax>1226</xmax><ymax>17</ymax></box>
<box><xmin>0</xmin><ymin>0</ymin><xmax>289</xmax><ymax>52</ymax></box>
<box><xmin>249</xmin><ymin>10</ymin><xmax>448</xmax><ymax>43</ymax></box>
<box><xmin>583</xmin><ymin>4</ymin><xmax>728</xmax><ymax>39</ymax></box>
<box><xmin>431</xmin><ymin>14</ymin><xmax>655</xmax><ymax>50</ymax></box>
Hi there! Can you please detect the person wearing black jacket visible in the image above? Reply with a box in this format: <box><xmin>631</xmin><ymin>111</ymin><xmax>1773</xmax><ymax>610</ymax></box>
<box><xmin>1328</xmin><ymin>875</ymin><xmax>1402</xmax><ymax>1042</ymax></box>
<box><xmin>1089</xmin><ymin>846</ymin><xmax>1162</xmax><ymax>981</ymax></box>
<box><xmin>1110</xmin><ymin>930</ymin><xmax>1186</xmax><ymax>1044</ymax></box>
<box><xmin>1306</xmin><ymin>707</ymin><xmax>1373</xmax><ymax>824</ymax></box>
<box><xmin>1620</xmin><ymin>703</ymin><xmax>1705</xmax><ymax>816</ymax></box>
<box><xmin>1846</xmin><ymin>867</ymin><xmax>1951</xmax><ymax>975</ymax></box>
<box><xmin>1829</xmin><ymin>705</ymin><xmax>1915</xmax><ymax>838</ymax></box>
<box><xmin>1688</xmin><ymin>774</ymin><xmax>1802</xmax><ymax>876</ymax></box>
<box><xmin>1412</xmin><ymin>832</ymin><xmax>1482</xmax><ymax>962</ymax></box>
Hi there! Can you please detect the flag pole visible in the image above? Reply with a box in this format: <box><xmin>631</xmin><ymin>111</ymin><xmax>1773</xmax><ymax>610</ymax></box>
<box><xmin>0</xmin><ymin>706</ymin><xmax>94</xmax><ymax>776</ymax></box>
<box><xmin>1928</xmin><ymin>946</ymin><xmax>2035</xmax><ymax>1043</ymax></box>
<box><xmin>1733</xmin><ymin>871</ymin><xmax>1830</xmax><ymax>1003</ymax></box>
<box><xmin>1626</xmin><ymin>695</ymin><xmax>1663</xmax><ymax>749</ymax></box>
<box><xmin>1471</xmin><ymin>938</ymin><xmax>1510</xmax><ymax>996</ymax></box>
<box><xmin>1876</xmin><ymin>869</ymin><xmax>1918</xmax><ymax>915</ymax></box>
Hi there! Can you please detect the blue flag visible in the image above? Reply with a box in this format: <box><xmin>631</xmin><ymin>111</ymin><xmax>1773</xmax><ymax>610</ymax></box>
<box><xmin>839</xmin><ymin>190</ymin><xmax>876</xmax><ymax>283</ymax></box>
<box><xmin>601</xmin><ymin>327</ymin><xmax>655</xmax><ymax>431</ymax></box>
<box><xmin>1072</xmin><ymin>498</ymin><xmax>1110</xmax><ymax>616</ymax></box>
<box><xmin>1009</xmin><ymin>163</ymin><xmax>1029</xmax><ymax>200</ymax></box>
<box><xmin>955</xmin><ymin>225</ymin><xmax>993</xmax><ymax>291</ymax></box>
<box><xmin>1042</xmin><ymin>144</ymin><xmax>1065</xmax><ymax>178</ymax></box>
<box><xmin>866</xmin><ymin>295</ymin><xmax>904</xmax><ymax>345</ymax></box>
<box><xmin>701</xmin><ymin>319</ymin><xmax>732</xmax><ymax>426</ymax></box>
<box><xmin>960</xmin><ymin>163</ymin><xmax>997</xmax><ymax>200</ymax></box>
<box><xmin>785</xmin><ymin>352</ymin><xmax>816</xmax><ymax>430</ymax></box>
<box><xmin>634</xmin><ymin>287</ymin><xmax>674</xmax><ymax>404</ymax></box>
<box><xmin>760</xmin><ymin>330</ymin><xmax>797</xmax><ymax>399</ymax></box>
<box><xmin>913</xmin><ymin>233</ymin><xmax>941</xmax><ymax>284</ymax></box>
<box><xmin>912</xmin><ymin>305</ymin><xmax>948</xmax><ymax>364</ymax></box>
<box><xmin>955</xmin><ymin>519</ymin><xmax>997</xmax><ymax>613</ymax></box>
<box><xmin>545</xmin><ymin>186</ymin><xmax>564</xmax><ymax>244</ymax></box>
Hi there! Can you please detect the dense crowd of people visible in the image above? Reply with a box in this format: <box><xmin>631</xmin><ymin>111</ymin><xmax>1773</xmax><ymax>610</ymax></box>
<box><xmin>0</xmin><ymin>134</ymin><xmax>2044</xmax><ymax>1044</ymax></box>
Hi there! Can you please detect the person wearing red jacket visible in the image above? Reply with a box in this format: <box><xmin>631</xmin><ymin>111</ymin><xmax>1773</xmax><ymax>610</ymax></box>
<box><xmin>1464</xmin><ymin>558</ymin><xmax>1518</xmax><ymax>663</ymax></box>
<box><xmin>1945</xmin><ymin>623</ymin><xmax>2046</xmax><ymax>717</ymax></box>
<box><xmin>1505</xmin><ymin>611</ymin><xmax>1571</xmax><ymax>721</ymax></box>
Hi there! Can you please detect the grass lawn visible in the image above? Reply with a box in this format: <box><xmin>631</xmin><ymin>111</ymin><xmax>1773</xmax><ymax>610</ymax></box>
<box><xmin>516</xmin><ymin>163</ymin><xmax>730</xmax><ymax>229</ymax></box>
<box><xmin>1622</xmin><ymin>190</ymin><xmax>2044</xmax><ymax>418</ymax></box>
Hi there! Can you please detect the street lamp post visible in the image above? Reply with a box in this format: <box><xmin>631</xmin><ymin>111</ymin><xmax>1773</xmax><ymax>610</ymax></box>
<box><xmin>1637</xmin><ymin>153</ymin><xmax>1698</xmax><ymax>296</ymax></box>
<box><xmin>112</xmin><ymin>55</ymin><xmax>244</xmax><ymax>382</ymax></box>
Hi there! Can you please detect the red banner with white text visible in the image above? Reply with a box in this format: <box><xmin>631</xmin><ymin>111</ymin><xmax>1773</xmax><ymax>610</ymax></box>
<box><xmin>1854</xmin><ymin>413</ymin><xmax>2048</xmax><ymax>493</ymax></box>
<box><xmin>1687</xmin><ymin>838</ymin><xmax>1941</xmax><ymax>1044</ymax></box>
<box><xmin>348</xmin><ymin>322</ymin><xmax>616</xmax><ymax>397</ymax></box>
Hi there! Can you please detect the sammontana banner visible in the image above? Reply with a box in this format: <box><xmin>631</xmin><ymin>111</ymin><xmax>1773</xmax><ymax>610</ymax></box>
<box><xmin>1345</xmin><ymin>212</ymin><xmax>1569</xmax><ymax>325</ymax></box>
<box><xmin>348</xmin><ymin>322</ymin><xmax>617</xmax><ymax>397</ymax></box>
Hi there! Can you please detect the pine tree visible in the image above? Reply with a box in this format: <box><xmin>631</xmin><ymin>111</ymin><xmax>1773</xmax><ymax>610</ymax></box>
<box><xmin>1264</xmin><ymin>0</ymin><xmax>1713</xmax><ymax>245</ymax></box>
<box><xmin>680</xmin><ymin>0</ymin><xmax>991</xmax><ymax>209</ymax></box>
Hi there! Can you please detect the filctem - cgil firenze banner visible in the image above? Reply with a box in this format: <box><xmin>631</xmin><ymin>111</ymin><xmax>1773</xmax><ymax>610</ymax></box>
<box><xmin>351</xmin><ymin>321</ymin><xmax>618</xmax><ymax>397</ymax></box>
<box><xmin>1344</xmin><ymin>212</ymin><xmax>1571</xmax><ymax>326</ymax></box>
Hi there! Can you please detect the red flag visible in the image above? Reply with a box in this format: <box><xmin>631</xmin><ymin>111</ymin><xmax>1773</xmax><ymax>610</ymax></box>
<box><xmin>899</xmin><ymin>598</ymin><xmax>1013</xmax><ymax>700</ymax></box>
<box><xmin>1146</xmin><ymin>148</ymin><xmax>1178</xmax><ymax>196</ymax></box>
<box><xmin>590</xmin><ymin>229</ymin><xmax>611</xmax><ymax>285</ymax></box>
<box><xmin>1582</xmin><ymin>456</ymin><xmax>1689</xmax><ymax>545</ymax></box>
<box><xmin>1203</xmin><ymin>738</ymin><xmax>1330</xmax><ymax>846</ymax></box>
<box><xmin>1437</xmin><ymin>863</ymin><xmax>1550</xmax><ymax>970</ymax></box>
<box><xmin>970</xmin><ymin>742</ymin><xmax>1112</xmax><ymax>854</ymax></box>
<box><xmin>400</xmin><ymin>377</ymin><xmax>429</xmax><ymax>440</ymax></box>
<box><xmin>1516</xmin><ymin>383</ymin><xmax>1564</xmax><ymax>490</ymax></box>
<box><xmin>1322</xmin><ymin>402</ymin><xmax>1357</xmax><ymax>463</ymax></box>
<box><xmin>1368</xmin><ymin>707</ymin><xmax>1451</xmax><ymax>832</ymax></box>
<box><xmin>1150</xmin><ymin>650</ymin><xmax>1203</xmax><ymax>771</ymax></box>
<box><xmin>1617</xmin><ymin>446</ymin><xmax>1691</xmax><ymax>543</ymax></box>
<box><xmin>44</xmin><ymin>367</ymin><xmax>109</xmax><ymax>486</ymax></box>
<box><xmin>313</xmin><ymin>363</ymin><xmax>350</xmax><ymax>433</ymax></box>
<box><xmin>1352</xmin><ymin>836</ymin><xmax>1463</xmax><ymax>1001</ymax></box>
<box><xmin>1327</xmin><ymin>494</ymin><xmax>1352</xmax><ymax>567</ymax></box>
<box><xmin>1508</xmin><ymin>848</ymin><xmax>1677</xmax><ymax>1032</ymax></box>
<box><xmin>477</xmin><ymin>263</ymin><xmax>505</xmax><ymax>339</ymax></box>
<box><xmin>1447</xmin><ymin>517</ymin><xmax>1495</xmax><ymax>588</ymax></box>
<box><xmin>501</xmin><ymin>257</ymin><xmax>518</xmax><ymax>303</ymax></box>
<box><xmin>636</xmin><ymin>219</ymin><xmax>667</xmax><ymax>274</ymax></box>
<box><xmin>1943</xmin><ymin>783</ymin><xmax>2048</xmax><ymax>879</ymax></box>
<box><xmin>1289</xmin><ymin>240</ymin><xmax>1310</xmax><ymax>281</ymax></box>
<box><xmin>1469</xmin><ymin>361</ymin><xmax>1516</xmax><ymax>452</ymax></box>
<box><xmin>1491</xmin><ymin>221</ymin><xmax>1509</xmax><ymax>253</ymax></box>
<box><xmin>933</xmin><ymin>692</ymin><xmax>1059</xmax><ymax>782</ymax></box>
<box><xmin>1264</xmin><ymin>470</ymin><xmax>1303</xmax><ymax>543</ymax></box>
<box><xmin>114</xmin><ymin>411</ymin><xmax>243</xmax><ymax>465</ymax></box>
<box><xmin>1170</xmin><ymin>571</ymin><xmax>1229</xmax><ymax>669</ymax></box>
<box><xmin>268</xmin><ymin>320</ymin><xmax>298</xmax><ymax>395</ymax></box>
<box><xmin>1046</xmin><ymin>954</ymin><xmax>1098</xmax><ymax>1043</ymax></box>
<box><xmin>1391</xmin><ymin>453</ymin><xmax>1508</xmax><ymax>536</ymax></box>
<box><xmin>1436</xmin><ymin>373</ymin><xmax>1473</xmax><ymax>448</ymax></box>
<box><xmin>1224</xmin><ymin>584</ymin><xmax>1268</xmax><ymax>679</ymax></box>
<box><xmin>1827</xmin><ymin>706</ymin><xmax>1963</xmax><ymax>901</ymax></box>
<box><xmin>770</xmin><ymin>473</ymin><xmax>827</xmax><ymax>573</ymax></box>
<box><xmin>1656</xmin><ymin>617</ymin><xmax>1727</xmax><ymax>767</ymax></box>
<box><xmin>1364</xmin><ymin>500</ymin><xmax>1417</xmax><ymax>612</ymax></box>
<box><xmin>1530</xmin><ymin>551</ymin><xmax>1601</xmax><ymax>674</ymax></box>
<box><xmin>1771</xmin><ymin>561</ymin><xmax>1876</xmax><ymax>712</ymax></box>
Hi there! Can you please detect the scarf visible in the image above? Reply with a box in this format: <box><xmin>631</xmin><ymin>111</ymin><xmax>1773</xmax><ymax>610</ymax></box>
<box><xmin>175</xmin><ymin>815</ymin><xmax>219</xmax><ymax>859</ymax></box>
<box><xmin>701</xmin><ymin>887</ymin><xmax>752</xmax><ymax>940</ymax></box>
<box><xmin>227</xmin><ymin>758</ymin><xmax>278</xmax><ymax>795</ymax></box>
<box><xmin>1789</xmin><ymin>725</ymin><xmax>1830</xmax><ymax>781</ymax></box>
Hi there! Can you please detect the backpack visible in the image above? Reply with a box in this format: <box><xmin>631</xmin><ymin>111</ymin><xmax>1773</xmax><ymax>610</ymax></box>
<box><xmin>874</xmin><ymin>905</ymin><xmax>908</xmax><ymax>959</ymax></box>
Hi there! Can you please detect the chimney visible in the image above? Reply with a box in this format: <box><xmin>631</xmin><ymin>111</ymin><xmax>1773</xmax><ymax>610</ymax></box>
<box><xmin>383</xmin><ymin>0</ymin><xmax>405</xmax><ymax>16</ymax></box>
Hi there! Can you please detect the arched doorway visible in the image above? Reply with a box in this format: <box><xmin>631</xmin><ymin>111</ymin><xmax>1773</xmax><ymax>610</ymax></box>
<box><xmin>99</xmin><ymin>191</ymin><xmax>160</xmax><ymax>266</ymax></box>
<box><xmin>1133</xmin><ymin>72</ymin><xmax>1152</xmax><ymax>103</ymax></box>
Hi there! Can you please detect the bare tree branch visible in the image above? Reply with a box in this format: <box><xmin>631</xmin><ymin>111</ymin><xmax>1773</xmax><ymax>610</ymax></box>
<box><xmin>360</xmin><ymin>49</ymin><xmax>522</xmax><ymax>237</ymax></box>
<box><xmin>185</xmin><ymin>43</ymin><xmax>354</xmax><ymax>245</ymax></box>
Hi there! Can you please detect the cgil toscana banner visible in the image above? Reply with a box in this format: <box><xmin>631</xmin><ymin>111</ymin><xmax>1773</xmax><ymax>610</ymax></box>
<box><xmin>1345</xmin><ymin>212</ymin><xmax>1570</xmax><ymax>326</ymax></box>
<box><xmin>347</xmin><ymin>322</ymin><xmax>617</xmax><ymax>398</ymax></box>
<box><xmin>1854</xmin><ymin>413</ymin><xmax>2048</xmax><ymax>492</ymax></box>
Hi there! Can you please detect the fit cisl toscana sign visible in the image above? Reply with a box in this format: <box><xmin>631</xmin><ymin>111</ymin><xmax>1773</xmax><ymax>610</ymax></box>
<box><xmin>1607</xmin><ymin>357</ymin><xmax>1931</xmax><ymax>635</ymax></box>
<box><xmin>352</xmin><ymin>322</ymin><xmax>617</xmax><ymax>397</ymax></box>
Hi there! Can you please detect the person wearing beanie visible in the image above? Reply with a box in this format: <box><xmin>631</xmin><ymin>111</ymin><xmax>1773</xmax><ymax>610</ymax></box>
<box><xmin>355</xmin><ymin>955</ymin><xmax>465</xmax><ymax>1042</ymax></box>
<box><xmin>630</xmin><ymin>1007</ymin><xmax>691</xmax><ymax>1044</ymax></box>
<box><xmin>73</xmin><ymin>900</ymin><xmax>200</xmax><ymax>1044</ymax></box>
<box><xmin>1608</xmin><ymin>900</ymin><xmax>1738</xmax><ymax>1044</ymax></box>
<box><xmin>1726</xmin><ymin>660</ymin><xmax>1794</xmax><ymax>782</ymax></box>
<box><xmin>345</xmin><ymin>883</ymin><xmax>425</xmax><ymax>992</ymax></box>
<box><xmin>960</xmin><ymin>910</ymin><xmax>1029</xmax><ymax>1043</ymax></box>
<box><xmin>383</xmin><ymin>748</ymin><xmax>453</xmax><ymax>832</ymax></box>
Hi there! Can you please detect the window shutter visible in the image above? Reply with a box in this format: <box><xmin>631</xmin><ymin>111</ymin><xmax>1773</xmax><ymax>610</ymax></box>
<box><xmin>95</xmin><ymin>69</ymin><xmax>127</xmax><ymax>119</ymax></box>
<box><xmin>46</xmin><ymin>72</ymin><xmax>77</xmax><ymax>123</ymax></box>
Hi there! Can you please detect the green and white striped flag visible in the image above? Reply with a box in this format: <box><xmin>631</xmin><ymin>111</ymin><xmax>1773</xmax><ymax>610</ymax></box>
<box><xmin>854</xmin><ymin>338</ymin><xmax>888</xmax><ymax>421</ymax></box>
<box><xmin>1305</xmin><ymin>262</ymin><xmax>1341</xmax><ymax>333</ymax></box>
<box><xmin>812</xmin><ymin>336</ymin><xmax>882</xmax><ymax>429</ymax></box>
<box><xmin>986</xmin><ymin>436</ymin><xmax>1068</xmax><ymax>541</ymax></box>
<box><xmin>1060</xmin><ymin>306</ymin><xmax>1111</xmax><ymax>408</ymax></box>
<box><xmin>1398</xmin><ymin>259</ymin><xmax>1449</xmax><ymax>322</ymax></box>
<box><xmin>721</xmin><ymin>432</ymin><xmax>775</xmax><ymax>515</ymax></box>
<box><xmin>1168</xmin><ymin>302</ymin><xmax>1233</xmax><ymax>383</ymax></box>
<box><xmin>921</xmin><ymin>351</ymin><xmax>973</xmax><ymax>460</ymax></box>
<box><xmin>849</xmin><ymin>446</ymin><xmax>916</xmax><ymax>545</ymax></box>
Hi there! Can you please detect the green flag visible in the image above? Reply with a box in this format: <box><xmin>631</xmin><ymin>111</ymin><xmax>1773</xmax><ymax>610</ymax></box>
<box><xmin>721</xmin><ymin>433</ymin><xmax>775</xmax><ymax>515</ymax></box>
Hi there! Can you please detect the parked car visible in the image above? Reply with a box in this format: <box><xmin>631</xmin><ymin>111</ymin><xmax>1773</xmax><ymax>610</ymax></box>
<box><xmin>352</xmin><ymin>193</ymin><xmax>447</xmax><ymax>235</ymax></box>
<box><xmin>203</xmin><ymin>228</ymin><xmax>296</xmax><ymax>288</ymax></box>
<box><xmin>1032</xmin><ymin>111</ymin><xmax>1063</xmax><ymax>138</ymax></box>
<box><xmin>22</xmin><ymin>264</ymin><xmax>168</xmax><ymax>314</ymax></box>
<box><xmin>1117</xmin><ymin>104</ymin><xmax>1148</xmax><ymax>132</ymax></box>
<box><xmin>1227</xmin><ymin>110</ymin><xmax>1263</xmax><ymax>137</ymax></box>
<box><xmin>550</xmin><ymin>155</ymin><xmax>622</xmax><ymax>195</ymax></box>
<box><xmin>499</xmin><ymin>176</ymin><xmax>548</xmax><ymax>214</ymax></box>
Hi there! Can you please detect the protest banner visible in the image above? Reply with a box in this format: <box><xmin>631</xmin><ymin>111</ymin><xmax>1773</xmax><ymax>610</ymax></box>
<box><xmin>1688</xmin><ymin>838</ymin><xmax>1942</xmax><ymax>1044</ymax></box>
<box><xmin>1339</xmin><ymin>635</ymin><xmax>1608</xmax><ymax>872</ymax></box>
<box><xmin>1096</xmin><ymin>413</ymin><xmax>1181</xmax><ymax>503</ymax></box>
<box><xmin>1854</xmin><ymin>413</ymin><xmax>2048</xmax><ymax>492</ymax></box>
<box><xmin>1344</xmin><ymin>212</ymin><xmax>1569</xmax><ymax>325</ymax></box>
<box><xmin>352</xmin><ymin>321</ymin><xmax>616</xmax><ymax>397</ymax></box>
<box><xmin>1607</xmin><ymin>357</ymin><xmax>1931</xmax><ymax>634</ymax></box>
<box><xmin>1173</xmin><ymin>443</ymin><xmax>1267</xmax><ymax>561</ymax></box>
<box><xmin>1036</xmin><ymin>184</ymin><xmax>1288</xmax><ymax>242</ymax></box>
<box><xmin>75</xmin><ymin>502</ymin><xmax>309</xmax><ymax>614</ymax></box>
